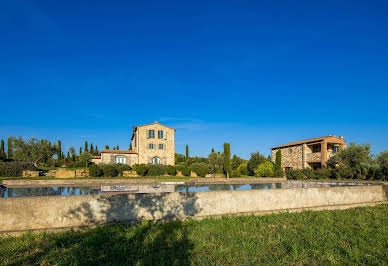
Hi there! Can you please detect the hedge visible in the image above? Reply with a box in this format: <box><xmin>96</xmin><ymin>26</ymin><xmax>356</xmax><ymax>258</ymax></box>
<box><xmin>0</xmin><ymin>162</ymin><xmax>36</xmax><ymax>177</ymax></box>
<box><xmin>146</xmin><ymin>165</ymin><xmax>167</xmax><ymax>176</ymax></box>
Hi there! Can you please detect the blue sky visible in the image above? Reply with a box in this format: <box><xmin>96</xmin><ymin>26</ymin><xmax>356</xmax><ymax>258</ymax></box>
<box><xmin>1</xmin><ymin>0</ymin><xmax>387</xmax><ymax>159</ymax></box>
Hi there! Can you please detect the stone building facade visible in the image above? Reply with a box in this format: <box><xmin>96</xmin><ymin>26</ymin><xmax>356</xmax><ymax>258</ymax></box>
<box><xmin>93</xmin><ymin>121</ymin><xmax>175</xmax><ymax>166</ymax></box>
<box><xmin>271</xmin><ymin>135</ymin><xmax>347</xmax><ymax>170</ymax></box>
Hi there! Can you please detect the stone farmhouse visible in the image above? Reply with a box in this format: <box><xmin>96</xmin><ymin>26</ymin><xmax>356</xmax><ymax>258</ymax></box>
<box><xmin>271</xmin><ymin>135</ymin><xmax>347</xmax><ymax>170</ymax></box>
<box><xmin>92</xmin><ymin>121</ymin><xmax>175</xmax><ymax>166</ymax></box>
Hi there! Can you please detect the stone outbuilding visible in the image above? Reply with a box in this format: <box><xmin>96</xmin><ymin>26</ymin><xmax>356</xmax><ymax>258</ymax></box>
<box><xmin>93</xmin><ymin>121</ymin><xmax>175</xmax><ymax>166</ymax></box>
<box><xmin>271</xmin><ymin>135</ymin><xmax>347</xmax><ymax>170</ymax></box>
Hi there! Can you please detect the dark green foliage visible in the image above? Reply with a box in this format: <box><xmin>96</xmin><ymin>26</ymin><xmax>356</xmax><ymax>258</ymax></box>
<box><xmin>175</xmin><ymin>162</ymin><xmax>188</xmax><ymax>172</ymax></box>
<box><xmin>237</xmin><ymin>162</ymin><xmax>249</xmax><ymax>176</ymax></box>
<box><xmin>7</xmin><ymin>137</ymin><xmax>13</xmax><ymax>159</ymax></box>
<box><xmin>191</xmin><ymin>162</ymin><xmax>209</xmax><ymax>177</ymax></box>
<box><xmin>329</xmin><ymin>167</ymin><xmax>355</xmax><ymax>179</ymax></box>
<box><xmin>79</xmin><ymin>152</ymin><xmax>92</xmax><ymax>167</ymax></box>
<box><xmin>285</xmin><ymin>169</ymin><xmax>306</xmax><ymax>180</ymax></box>
<box><xmin>134</xmin><ymin>164</ymin><xmax>148</xmax><ymax>176</ymax></box>
<box><xmin>175</xmin><ymin>153</ymin><xmax>186</xmax><ymax>163</ymax></box>
<box><xmin>167</xmin><ymin>165</ymin><xmax>177</xmax><ymax>176</ymax></box>
<box><xmin>186</xmin><ymin>145</ymin><xmax>189</xmax><ymax>159</ymax></box>
<box><xmin>90</xmin><ymin>144</ymin><xmax>94</xmax><ymax>154</ymax></box>
<box><xmin>79</xmin><ymin>147</ymin><xmax>82</xmax><ymax>155</ymax></box>
<box><xmin>223</xmin><ymin>143</ymin><xmax>231</xmax><ymax>176</ymax></box>
<box><xmin>0</xmin><ymin>139</ymin><xmax>6</xmax><ymax>161</ymax></box>
<box><xmin>376</xmin><ymin>151</ymin><xmax>388</xmax><ymax>180</ymax></box>
<box><xmin>112</xmin><ymin>164</ymin><xmax>132</xmax><ymax>176</ymax></box>
<box><xmin>186</xmin><ymin>157</ymin><xmax>209</xmax><ymax>165</ymax></box>
<box><xmin>89</xmin><ymin>164</ymin><xmax>103</xmax><ymax>177</ymax></box>
<box><xmin>254</xmin><ymin>161</ymin><xmax>274</xmax><ymax>177</ymax></box>
<box><xmin>274</xmin><ymin>150</ymin><xmax>283</xmax><ymax>177</ymax></box>
<box><xmin>0</xmin><ymin>162</ymin><xmax>36</xmax><ymax>177</ymax></box>
<box><xmin>231</xmin><ymin>154</ymin><xmax>244</xmax><ymax>170</ymax></box>
<box><xmin>230</xmin><ymin>170</ymin><xmax>241</xmax><ymax>177</ymax></box>
<box><xmin>84</xmin><ymin>141</ymin><xmax>88</xmax><ymax>152</ymax></box>
<box><xmin>105</xmin><ymin>145</ymin><xmax>109</xmax><ymax>149</ymax></box>
<box><xmin>208</xmin><ymin>150</ymin><xmax>223</xmax><ymax>174</ymax></box>
<box><xmin>146</xmin><ymin>165</ymin><xmax>167</xmax><ymax>176</ymax></box>
<box><xmin>129</xmin><ymin>143</ymin><xmax>133</xmax><ymax>150</ymax></box>
<box><xmin>100</xmin><ymin>164</ymin><xmax>119</xmax><ymax>177</ymax></box>
<box><xmin>57</xmin><ymin>140</ymin><xmax>62</xmax><ymax>160</ymax></box>
<box><xmin>95</xmin><ymin>145</ymin><xmax>98</xmax><ymax>155</ymax></box>
<box><xmin>247</xmin><ymin>152</ymin><xmax>267</xmax><ymax>176</ymax></box>
<box><xmin>117</xmin><ymin>146</ymin><xmax>119</xmax><ymax>150</ymax></box>
<box><xmin>267</xmin><ymin>155</ymin><xmax>271</xmax><ymax>161</ymax></box>
<box><xmin>181</xmin><ymin>166</ymin><xmax>192</xmax><ymax>176</ymax></box>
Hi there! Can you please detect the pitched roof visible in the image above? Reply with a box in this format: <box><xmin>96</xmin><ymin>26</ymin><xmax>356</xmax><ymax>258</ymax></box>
<box><xmin>100</xmin><ymin>149</ymin><xmax>137</xmax><ymax>154</ymax></box>
<box><xmin>131</xmin><ymin>121</ymin><xmax>175</xmax><ymax>140</ymax></box>
<box><xmin>271</xmin><ymin>135</ymin><xmax>346</xmax><ymax>150</ymax></box>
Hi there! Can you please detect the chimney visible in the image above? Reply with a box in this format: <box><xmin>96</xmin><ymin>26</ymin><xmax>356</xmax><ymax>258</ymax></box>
<box><xmin>339</xmin><ymin>136</ymin><xmax>343</xmax><ymax>140</ymax></box>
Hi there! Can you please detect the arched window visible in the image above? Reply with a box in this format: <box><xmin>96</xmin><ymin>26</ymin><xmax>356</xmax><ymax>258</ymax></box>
<box><xmin>152</xmin><ymin>157</ymin><xmax>161</xmax><ymax>164</ymax></box>
<box><xmin>115</xmin><ymin>155</ymin><xmax>126</xmax><ymax>164</ymax></box>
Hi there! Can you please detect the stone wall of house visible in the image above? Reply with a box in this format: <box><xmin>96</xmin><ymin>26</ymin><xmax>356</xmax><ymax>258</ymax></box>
<box><xmin>135</xmin><ymin>124</ymin><xmax>175</xmax><ymax>165</ymax></box>
<box><xmin>305</xmin><ymin>145</ymin><xmax>322</xmax><ymax>163</ymax></box>
<box><xmin>272</xmin><ymin>144</ymin><xmax>304</xmax><ymax>170</ymax></box>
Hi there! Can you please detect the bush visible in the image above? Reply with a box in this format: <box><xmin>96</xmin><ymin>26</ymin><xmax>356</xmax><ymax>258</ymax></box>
<box><xmin>312</xmin><ymin>168</ymin><xmax>332</xmax><ymax>179</ymax></box>
<box><xmin>254</xmin><ymin>162</ymin><xmax>274</xmax><ymax>177</ymax></box>
<box><xmin>237</xmin><ymin>162</ymin><xmax>249</xmax><ymax>176</ymax></box>
<box><xmin>134</xmin><ymin>164</ymin><xmax>148</xmax><ymax>176</ymax></box>
<box><xmin>89</xmin><ymin>164</ymin><xmax>103</xmax><ymax>177</ymax></box>
<box><xmin>330</xmin><ymin>167</ymin><xmax>354</xmax><ymax>179</ymax></box>
<box><xmin>146</xmin><ymin>165</ymin><xmax>167</xmax><ymax>176</ymax></box>
<box><xmin>191</xmin><ymin>162</ymin><xmax>209</xmax><ymax>177</ymax></box>
<box><xmin>114</xmin><ymin>164</ymin><xmax>132</xmax><ymax>176</ymax></box>
<box><xmin>167</xmin><ymin>165</ymin><xmax>177</xmax><ymax>176</ymax></box>
<box><xmin>181</xmin><ymin>166</ymin><xmax>192</xmax><ymax>177</ymax></box>
<box><xmin>175</xmin><ymin>162</ymin><xmax>187</xmax><ymax>172</ymax></box>
<box><xmin>100</xmin><ymin>164</ymin><xmax>119</xmax><ymax>177</ymax></box>
<box><xmin>0</xmin><ymin>162</ymin><xmax>37</xmax><ymax>177</ymax></box>
<box><xmin>230</xmin><ymin>169</ymin><xmax>241</xmax><ymax>177</ymax></box>
<box><xmin>285</xmin><ymin>169</ymin><xmax>305</xmax><ymax>180</ymax></box>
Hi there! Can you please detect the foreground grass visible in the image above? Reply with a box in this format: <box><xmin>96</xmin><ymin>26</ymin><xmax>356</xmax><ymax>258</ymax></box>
<box><xmin>1</xmin><ymin>205</ymin><xmax>387</xmax><ymax>265</ymax></box>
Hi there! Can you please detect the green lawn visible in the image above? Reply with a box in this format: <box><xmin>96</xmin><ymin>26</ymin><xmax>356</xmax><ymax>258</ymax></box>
<box><xmin>1</xmin><ymin>205</ymin><xmax>387</xmax><ymax>265</ymax></box>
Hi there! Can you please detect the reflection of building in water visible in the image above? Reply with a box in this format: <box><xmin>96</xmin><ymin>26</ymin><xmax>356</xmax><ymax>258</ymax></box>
<box><xmin>100</xmin><ymin>184</ymin><xmax>175</xmax><ymax>194</ymax></box>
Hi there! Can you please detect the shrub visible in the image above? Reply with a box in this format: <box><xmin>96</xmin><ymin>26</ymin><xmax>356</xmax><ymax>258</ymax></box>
<box><xmin>114</xmin><ymin>164</ymin><xmax>132</xmax><ymax>176</ymax></box>
<box><xmin>167</xmin><ymin>165</ymin><xmax>177</xmax><ymax>176</ymax></box>
<box><xmin>134</xmin><ymin>164</ymin><xmax>148</xmax><ymax>176</ymax></box>
<box><xmin>230</xmin><ymin>169</ymin><xmax>241</xmax><ymax>177</ymax></box>
<box><xmin>89</xmin><ymin>164</ymin><xmax>103</xmax><ymax>177</ymax></box>
<box><xmin>254</xmin><ymin>161</ymin><xmax>274</xmax><ymax>177</ymax></box>
<box><xmin>274</xmin><ymin>150</ymin><xmax>283</xmax><ymax>177</ymax></box>
<box><xmin>191</xmin><ymin>162</ymin><xmax>209</xmax><ymax>177</ymax></box>
<box><xmin>181</xmin><ymin>166</ymin><xmax>192</xmax><ymax>177</ymax></box>
<box><xmin>101</xmin><ymin>164</ymin><xmax>119</xmax><ymax>177</ymax></box>
<box><xmin>330</xmin><ymin>167</ymin><xmax>354</xmax><ymax>179</ymax></box>
<box><xmin>146</xmin><ymin>165</ymin><xmax>167</xmax><ymax>176</ymax></box>
<box><xmin>0</xmin><ymin>162</ymin><xmax>36</xmax><ymax>177</ymax></box>
<box><xmin>312</xmin><ymin>168</ymin><xmax>331</xmax><ymax>179</ymax></box>
<box><xmin>175</xmin><ymin>163</ymin><xmax>187</xmax><ymax>172</ymax></box>
<box><xmin>237</xmin><ymin>162</ymin><xmax>249</xmax><ymax>176</ymax></box>
<box><xmin>285</xmin><ymin>169</ymin><xmax>305</xmax><ymax>180</ymax></box>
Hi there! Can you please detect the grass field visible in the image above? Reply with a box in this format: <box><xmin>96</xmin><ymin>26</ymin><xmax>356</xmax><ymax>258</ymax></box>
<box><xmin>1</xmin><ymin>204</ymin><xmax>387</xmax><ymax>265</ymax></box>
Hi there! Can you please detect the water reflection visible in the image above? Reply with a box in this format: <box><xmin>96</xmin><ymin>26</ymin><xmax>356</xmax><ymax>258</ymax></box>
<box><xmin>2</xmin><ymin>186</ymin><xmax>101</xmax><ymax>198</ymax></box>
<box><xmin>175</xmin><ymin>183</ymin><xmax>280</xmax><ymax>192</ymax></box>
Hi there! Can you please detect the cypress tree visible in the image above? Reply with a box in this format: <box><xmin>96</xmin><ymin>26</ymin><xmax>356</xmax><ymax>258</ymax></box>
<box><xmin>1</xmin><ymin>139</ymin><xmax>5</xmax><ymax>154</ymax></box>
<box><xmin>117</xmin><ymin>145</ymin><xmax>119</xmax><ymax>150</ymax></box>
<box><xmin>84</xmin><ymin>141</ymin><xmax>88</xmax><ymax>152</ymax></box>
<box><xmin>0</xmin><ymin>139</ymin><xmax>5</xmax><ymax>161</ymax></box>
<box><xmin>66</xmin><ymin>152</ymin><xmax>70</xmax><ymax>161</ymax></box>
<box><xmin>211</xmin><ymin>148</ymin><xmax>215</xmax><ymax>153</ymax></box>
<box><xmin>72</xmin><ymin>153</ymin><xmax>76</xmax><ymax>162</ymax></box>
<box><xmin>113</xmin><ymin>147</ymin><xmax>116</xmax><ymax>150</ymax></box>
<box><xmin>79</xmin><ymin>147</ymin><xmax>82</xmax><ymax>155</ymax></box>
<box><xmin>61</xmin><ymin>152</ymin><xmax>65</xmax><ymax>159</ymax></box>
<box><xmin>129</xmin><ymin>143</ymin><xmax>133</xmax><ymax>150</ymax></box>
<box><xmin>95</xmin><ymin>145</ymin><xmax>98</xmax><ymax>154</ymax></box>
<box><xmin>57</xmin><ymin>140</ymin><xmax>62</xmax><ymax>160</ymax></box>
<box><xmin>274</xmin><ymin>150</ymin><xmax>283</xmax><ymax>177</ymax></box>
<box><xmin>223</xmin><ymin>143</ymin><xmax>231</xmax><ymax>177</ymax></box>
<box><xmin>186</xmin><ymin>145</ymin><xmax>189</xmax><ymax>159</ymax></box>
<box><xmin>90</xmin><ymin>144</ymin><xmax>94</xmax><ymax>154</ymax></box>
<box><xmin>105</xmin><ymin>145</ymin><xmax>109</xmax><ymax>149</ymax></box>
<box><xmin>7</xmin><ymin>137</ymin><xmax>13</xmax><ymax>159</ymax></box>
<box><xmin>267</xmin><ymin>155</ymin><xmax>271</xmax><ymax>162</ymax></box>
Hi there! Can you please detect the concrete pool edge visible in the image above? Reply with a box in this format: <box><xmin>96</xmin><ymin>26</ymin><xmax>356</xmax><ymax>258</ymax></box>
<box><xmin>1</xmin><ymin>184</ymin><xmax>387</xmax><ymax>233</ymax></box>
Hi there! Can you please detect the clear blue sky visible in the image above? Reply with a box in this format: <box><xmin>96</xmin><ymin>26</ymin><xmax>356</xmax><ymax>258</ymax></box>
<box><xmin>1</xmin><ymin>0</ymin><xmax>387</xmax><ymax>159</ymax></box>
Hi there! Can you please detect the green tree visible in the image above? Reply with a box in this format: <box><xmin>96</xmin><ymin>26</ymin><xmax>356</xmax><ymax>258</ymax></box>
<box><xmin>376</xmin><ymin>151</ymin><xmax>388</xmax><ymax>181</ymax></box>
<box><xmin>237</xmin><ymin>161</ymin><xmax>249</xmax><ymax>176</ymax></box>
<box><xmin>7</xmin><ymin>137</ymin><xmax>13</xmax><ymax>159</ymax></box>
<box><xmin>84</xmin><ymin>141</ymin><xmax>88</xmax><ymax>152</ymax></box>
<box><xmin>208</xmin><ymin>150</ymin><xmax>223</xmax><ymax>174</ymax></box>
<box><xmin>274</xmin><ymin>150</ymin><xmax>283</xmax><ymax>177</ymax></box>
<box><xmin>0</xmin><ymin>139</ymin><xmax>6</xmax><ymax>161</ymax></box>
<box><xmin>231</xmin><ymin>154</ymin><xmax>244</xmax><ymax>170</ymax></box>
<box><xmin>223</xmin><ymin>143</ymin><xmax>231</xmax><ymax>177</ymax></box>
<box><xmin>333</xmin><ymin>143</ymin><xmax>373</xmax><ymax>179</ymax></box>
<box><xmin>57</xmin><ymin>140</ymin><xmax>62</xmax><ymax>160</ymax></box>
<box><xmin>95</xmin><ymin>145</ymin><xmax>98</xmax><ymax>155</ymax></box>
<box><xmin>105</xmin><ymin>145</ymin><xmax>109</xmax><ymax>149</ymax></box>
<box><xmin>247</xmin><ymin>152</ymin><xmax>267</xmax><ymax>176</ymax></box>
<box><xmin>267</xmin><ymin>155</ymin><xmax>271</xmax><ymax>161</ymax></box>
<box><xmin>175</xmin><ymin>153</ymin><xmax>186</xmax><ymax>163</ymax></box>
<box><xmin>79</xmin><ymin>152</ymin><xmax>92</xmax><ymax>167</ymax></box>
<box><xmin>254</xmin><ymin>161</ymin><xmax>275</xmax><ymax>177</ymax></box>
<box><xmin>117</xmin><ymin>145</ymin><xmax>119</xmax><ymax>150</ymax></box>
<box><xmin>211</xmin><ymin>148</ymin><xmax>215</xmax><ymax>153</ymax></box>
<box><xmin>90</xmin><ymin>144</ymin><xmax>94</xmax><ymax>154</ymax></box>
<box><xmin>79</xmin><ymin>147</ymin><xmax>82</xmax><ymax>155</ymax></box>
<box><xmin>11</xmin><ymin>137</ymin><xmax>58</xmax><ymax>167</ymax></box>
<box><xmin>186</xmin><ymin>145</ymin><xmax>189</xmax><ymax>159</ymax></box>
<box><xmin>129</xmin><ymin>143</ymin><xmax>133</xmax><ymax>150</ymax></box>
<box><xmin>66</xmin><ymin>152</ymin><xmax>70</xmax><ymax>161</ymax></box>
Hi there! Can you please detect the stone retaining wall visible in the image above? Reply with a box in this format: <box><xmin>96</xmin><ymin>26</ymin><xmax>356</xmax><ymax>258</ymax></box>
<box><xmin>0</xmin><ymin>184</ymin><xmax>386</xmax><ymax>232</ymax></box>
